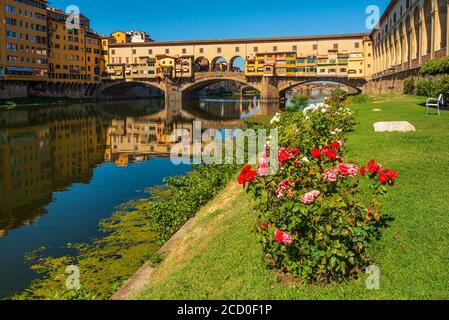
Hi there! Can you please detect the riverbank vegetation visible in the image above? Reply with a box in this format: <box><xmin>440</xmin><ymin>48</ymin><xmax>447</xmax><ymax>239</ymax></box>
<box><xmin>0</xmin><ymin>96</ymin><xmax>98</xmax><ymax>109</ymax></box>
<box><xmin>13</xmin><ymin>165</ymin><xmax>239</xmax><ymax>300</ymax></box>
<box><xmin>137</xmin><ymin>94</ymin><xmax>449</xmax><ymax>299</ymax></box>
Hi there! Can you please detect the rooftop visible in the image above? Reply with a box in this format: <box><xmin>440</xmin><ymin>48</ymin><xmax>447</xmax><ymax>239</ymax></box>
<box><xmin>109</xmin><ymin>33</ymin><xmax>370</xmax><ymax>48</ymax></box>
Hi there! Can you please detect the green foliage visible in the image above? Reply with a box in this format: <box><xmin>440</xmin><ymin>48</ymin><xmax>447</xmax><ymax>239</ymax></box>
<box><xmin>345</xmin><ymin>94</ymin><xmax>373</xmax><ymax>104</ymax></box>
<box><xmin>414</xmin><ymin>75</ymin><xmax>449</xmax><ymax>97</ymax></box>
<box><xmin>285</xmin><ymin>96</ymin><xmax>309</xmax><ymax>112</ymax></box>
<box><xmin>416</xmin><ymin>77</ymin><xmax>436</xmax><ymax>96</ymax></box>
<box><xmin>142</xmin><ymin>164</ymin><xmax>239</xmax><ymax>244</ymax></box>
<box><xmin>403</xmin><ymin>77</ymin><xmax>416</xmax><ymax>95</ymax></box>
<box><xmin>329</xmin><ymin>88</ymin><xmax>348</xmax><ymax>101</ymax></box>
<box><xmin>419</xmin><ymin>56</ymin><xmax>449</xmax><ymax>76</ymax></box>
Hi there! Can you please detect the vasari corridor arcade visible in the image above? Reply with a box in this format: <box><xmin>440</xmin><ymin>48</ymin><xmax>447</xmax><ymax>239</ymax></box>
<box><xmin>1</xmin><ymin>0</ymin><xmax>449</xmax><ymax>101</ymax></box>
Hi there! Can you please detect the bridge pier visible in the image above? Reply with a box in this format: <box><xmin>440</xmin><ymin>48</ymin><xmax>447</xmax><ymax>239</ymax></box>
<box><xmin>259</xmin><ymin>77</ymin><xmax>280</xmax><ymax>101</ymax></box>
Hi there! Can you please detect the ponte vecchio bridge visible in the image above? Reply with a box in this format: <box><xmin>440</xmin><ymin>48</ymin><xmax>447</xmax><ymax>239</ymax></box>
<box><xmin>101</xmin><ymin>33</ymin><xmax>373</xmax><ymax>101</ymax></box>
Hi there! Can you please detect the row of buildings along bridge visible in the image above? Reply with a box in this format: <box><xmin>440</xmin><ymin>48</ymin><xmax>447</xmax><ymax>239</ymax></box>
<box><xmin>1</xmin><ymin>0</ymin><xmax>448</xmax><ymax>99</ymax></box>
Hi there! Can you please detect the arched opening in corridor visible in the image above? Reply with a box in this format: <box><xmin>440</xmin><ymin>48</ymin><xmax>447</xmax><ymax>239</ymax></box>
<box><xmin>413</xmin><ymin>6</ymin><xmax>421</xmax><ymax>60</ymax></box>
<box><xmin>230</xmin><ymin>56</ymin><xmax>245</xmax><ymax>72</ymax></box>
<box><xmin>424</xmin><ymin>0</ymin><xmax>433</xmax><ymax>56</ymax></box>
<box><xmin>406</xmin><ymin>15</ymin><xmax>411</xmax><ymax>63</ymax></box>
<box><xmin>211</xmin><ymin>57</ymin><xmax>228</xmax><ymax>72</ymax></box>
<box><xmin>194</xmin><ymin>57</ymin><xmax>210</xmax><ymax>72</ymax></box>
<box><xmin>437</xmin><ymin>0</ymin><xmax>447</xmax><ymax>50</ymax></box>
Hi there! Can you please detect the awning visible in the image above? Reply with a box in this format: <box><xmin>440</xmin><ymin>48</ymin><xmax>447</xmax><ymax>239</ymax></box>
<box><xmin>6</xmin><ymin>66</ymin><xmax>33</xmax><ymax>73</ymax></box>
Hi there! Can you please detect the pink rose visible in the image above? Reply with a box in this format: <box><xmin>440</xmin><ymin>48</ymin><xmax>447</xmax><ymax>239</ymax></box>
<box><xmin>323</xmin><ymin>168</ymin><xmax>339</xmax><ymax>182</ymax></box>
<box><xmin>301</xmin><ymin>190</ymin><xmax>321</xmax><ymax>204</ymax></box>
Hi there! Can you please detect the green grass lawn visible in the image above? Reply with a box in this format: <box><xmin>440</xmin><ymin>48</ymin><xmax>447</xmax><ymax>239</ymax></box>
<box><xmin>137</xmin><ymin>95</ymin><xmax>449</xmax><ymax>300</ymax></box>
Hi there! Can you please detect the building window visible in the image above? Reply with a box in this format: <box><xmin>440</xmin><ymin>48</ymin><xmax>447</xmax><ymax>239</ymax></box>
<box><xmin>165</xmin><ymin>49</ymin><xmax>170</xmax><ymax>54</ymax></box>
<box><xmin>6</xmin><ymin>30</ymin><xmax>18</xmax><ymax>39</ymax></box>
<box><xmin>235</xmin><ymin>46</ymin><xmax>240</xmax><ymax>52</ymax></box>
<box><xmin>273</xmin><ymin>46</ymin><xmax>278</xmax><ymax>52</ymax></box>
<box><xmin>333</xmin><ymin>43</ymin><xmax>338</xmax><ymax>50</ymax></box>
<box><xmin>292</xmin><ymin>45</ymin><xmax>297</xmax><ymax>51</ymax></box>
<box><xmin>111</xmin><ymin>50</ymin><xmax>115</xmax><ymax>55</ymax></box>
<box><xmin>254</xmin><ymin>46</ymin><xmax>258</xmax><ymax>53</ymax></box>
<box><xmin>355</xmin><ymin>42</ymin><xmax>360</xmax><ymax>49</ymax></box>
<box><xmin>148</xmin><ymin>49</ymin><xmax>153</xmax><ymax>54</ymax></box>
<box><xmin>133</xmin><ymin>49</ymin><xmax>136</xmax><ymax>54</ymax></box>
<box><xmin>217</xmin><ymin>47</ymin><xmax>222</xmax><ymax>53</ymax></box>
<box><xmin>313</xmin><ymin>44</ymin><xmax>318</xmax><ymax>50</ymax></box>
<box><xmin>182</xmin><ymin>48</ymin><xmax>187</xmax><ymax>54</ymax></box>
<box><xmin>199</xmin><ymin>48</ymin><xmax>204</xmax><ymax>53</ymax></box>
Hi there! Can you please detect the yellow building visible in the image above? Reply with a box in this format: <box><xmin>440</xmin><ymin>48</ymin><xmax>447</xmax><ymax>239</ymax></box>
<box><xmin>0</xmin><ymin>0</ymin><xmax>48</xmax><ymax>81</ymax></box>
<box><xmin>111</xmin><ymin>31</ymin><xmax>130</xmax><ymax>44</ymax></box>
<box><xmin>47</xmin><ymin>7</ymin><xmax>103</xmax><ymax>83</ymax></box>
<box><xmin>85</xmin><ymin>30</ymin><xmax>103</xmax><ymax>82</ymax></box>
<box><xmin>155</xmin><ymin>55</ymin><xmax>193</xmax><ymax>78</ymax></box>
<box><xmin>295</xmin><ymin>56</ymin><xmax>317</xmax><ymax>77</ymax></box>
<box><xmin>100</xmin><ymin>36</ymin><xmax>112</xmax><ymax>79</ymax></box>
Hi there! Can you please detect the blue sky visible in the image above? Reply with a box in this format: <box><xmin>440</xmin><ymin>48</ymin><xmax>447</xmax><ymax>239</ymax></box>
<box><xmin>49</xmin><ymin>0</ymin><xmax>391</xmax><ymax>41</ymax></box>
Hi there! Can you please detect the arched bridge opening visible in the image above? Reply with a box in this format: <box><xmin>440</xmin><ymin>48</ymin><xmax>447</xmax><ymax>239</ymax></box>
<box><xmin>278</xmin><ymin>78</ymin><xmax>366</xmax><ymax>99</ymax></box>
<box><xmin>181</xmin><ymin>77</ymin><xmax>261</xmax><ymax>101</ymax></box>
<box><xmin>98</xmin><ymin>81</ymin><xmax>165</xmax><ymax>100</ymax></box>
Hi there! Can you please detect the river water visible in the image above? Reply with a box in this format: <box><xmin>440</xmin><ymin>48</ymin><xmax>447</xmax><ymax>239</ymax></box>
<box><xmin>0</xmin><ymin>98</ymin><xmax>279</xmax><ymax>298</ymax></box>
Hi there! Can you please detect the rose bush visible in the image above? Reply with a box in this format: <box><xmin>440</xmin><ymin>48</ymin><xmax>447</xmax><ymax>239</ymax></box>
<box><xmin>239</xmin><ymin>98</ymin><xmax>397</xmax><ymax>284</ymax></box>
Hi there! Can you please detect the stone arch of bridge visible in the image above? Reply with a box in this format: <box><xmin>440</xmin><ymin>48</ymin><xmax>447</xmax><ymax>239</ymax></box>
<box><xmin>180</xmin><ymin>76</ymin><xmax>261</xmax><ymax>98</ymax></box>
<box><xmin>98</xmin><ymin>80</ymin><xmax>166</xmax><ymax>96</ymax></box>
<box><xmin>278</xmin><ymin>79</ymin><xmax>365</xmax><ymax>96</ymax></box>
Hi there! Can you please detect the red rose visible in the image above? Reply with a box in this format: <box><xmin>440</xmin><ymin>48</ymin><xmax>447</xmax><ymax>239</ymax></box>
<box><xmin>378</xmin><ymin>173</ymin><xmax>389</xmax><ymax>184</ymax></box>
<box><xmin>338</xmin><ymin>163</ymin><xmax>349</xmax><ymax>176</ymax></box>
<box><xmin>238</xmin><ymin>165</ymin><xmax>257</xmax><ymax>186</ymax></box>
<box><xmin>326</xmin><ymin>149</ymin><xmax>337</xmax><ymax>160</ymax></box>
<box><xmin>331</xmin><ymin>141</ymin><xmax>341</xmax><ymax>149</ymax></box>
<box><xmin>360</xmin><ymin>166</ymin><xmax>366</xmax><ymax>176</ymax></box>
<box><xmin>292</xmin><ymin>149</ymin><xmax>301</xmax><ymax>158</ymax></box>
<box><xmin>387</xmin><ymin>170</ymin><xmax>398</xmax><ymax>180</ymax></box>
<box><xmin>274</xmin><ymin>229</ymin><xmax>283</xmax><ymax>243</ymax></box>
<box><xmin>368</xmin><ymin>160</ymin><xmax>382</xmax><ymax>174</ymax></box>
<box><xmin>311</xmin><ymin>148</ymin><xmax>321</xmax><ymax>159</ymax></box>
<box><xmin>246</xmin><ymin>169</ymin><xmax>257</xmax><ymax>182</ymax></box>
<box><xmin>237</xmin><ymin>173</ymin><xmax>246</xmax><ymax>185</ymax></box>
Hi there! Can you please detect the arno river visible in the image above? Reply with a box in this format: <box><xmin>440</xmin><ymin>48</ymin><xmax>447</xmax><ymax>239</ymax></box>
<box><xmin>0</xmin><ymin>98</ymin><xmax>280</xmax><ymax>298</ymax></box>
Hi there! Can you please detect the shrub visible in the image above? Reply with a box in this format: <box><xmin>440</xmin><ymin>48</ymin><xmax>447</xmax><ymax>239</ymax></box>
<box><xmin>144</xmin><ymin>164</ymin><xmax>239</xmax><ymax>244</ymax></box>
<box><xmin>415</xmin><ymin>77</ymin><xmax>434</xmax><ymax>97</ymax></box>
<box><xmin>239</xmin><ymin>99</ymin><xmax>397</xmax><ymax>284</ymax></box>
<box><xmin>403</xmin><ymin>77</ymin><xmax>416</xmax><ymax>95</ymax></box>
<box><xmin>419</xmin><ymin>56</ymin><xmax>449</xmax><ymax>76</ymax></box>
<box><xmin>285</xmin><ymin>96</ymin><xmax>309</xmax><ymax>112</ymax></box>
<box><xmin>345</xmin><ymin>93</ymin><xmax>373</xmax><ymax>104</ymax></box>
<box><xmin>414</xmin><ymin>75</ymin><xmax>449</xmax><ymax>97</ymax></box>
<box><xmin>431</xmin><ymin>75</ymin><xmax>449</xmax><ymax>97</ymax></box>
<box><xmin>329</xmin><ymin>88</ymin><xmax>348</xmax><ymax>101</ymax></box>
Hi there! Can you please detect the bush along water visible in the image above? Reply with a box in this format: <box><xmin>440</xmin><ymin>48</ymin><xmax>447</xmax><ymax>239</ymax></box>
<box><xmin>238</xmin><ymin>98</ymin><xmax>398</xmax><ymax>284</ymax></box>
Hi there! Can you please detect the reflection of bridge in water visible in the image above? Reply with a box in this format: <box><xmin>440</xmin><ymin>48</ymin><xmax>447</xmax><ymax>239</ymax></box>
<box><xmin>0</xmin><ymin>99</ymin><xmax>279</xmax><ymax>236</ymax></box>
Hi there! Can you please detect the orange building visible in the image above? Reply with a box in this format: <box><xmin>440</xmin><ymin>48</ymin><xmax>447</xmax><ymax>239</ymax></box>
<box><xmin>0</xmin><ymin>0</ymin><xmax>48</xmax><ymax>81</ymax></box>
